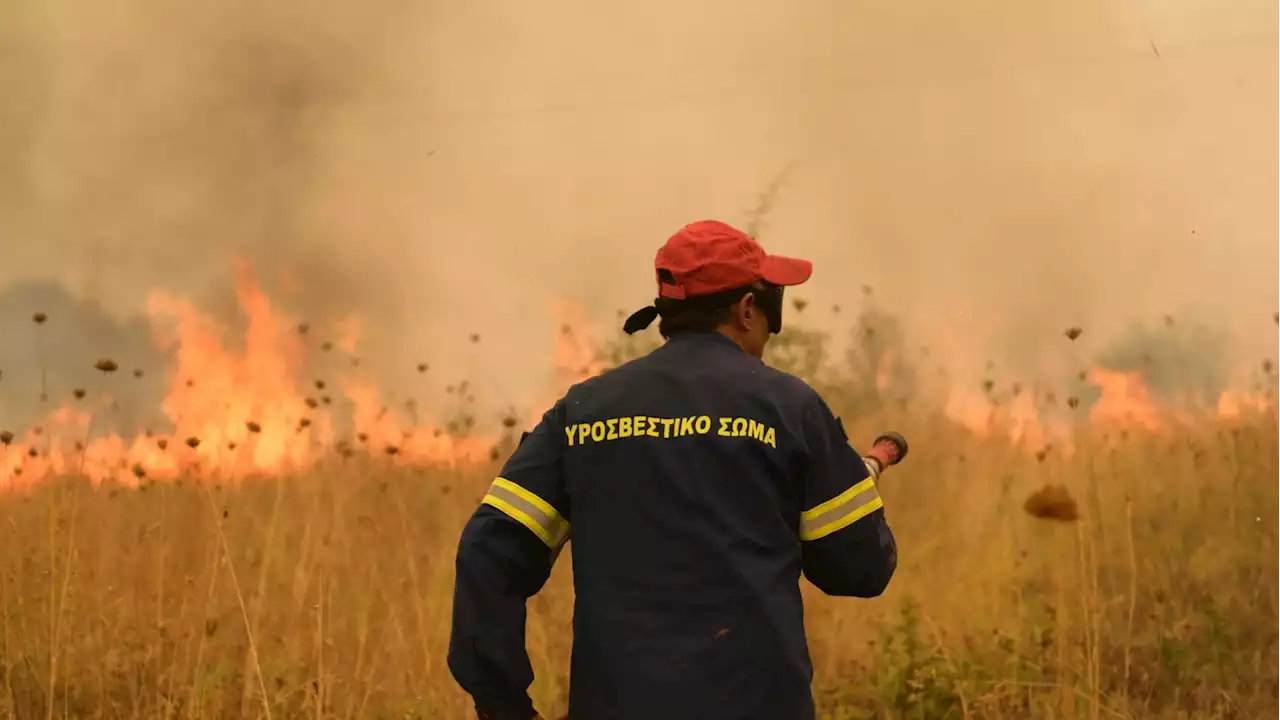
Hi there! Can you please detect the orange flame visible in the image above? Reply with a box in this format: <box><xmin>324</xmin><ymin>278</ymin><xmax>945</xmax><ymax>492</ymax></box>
<box><xmin>2</xmin><ymin>267</ymin><xmax>1274</xmax><ymax>489</ymax></box>
<box><xmin>1</xmin><ymin>264</ymin><xmax>512</xmax><ymax>489</ymax></box>
<box><xmin>1217</xmin><ymin>391</ymin><xmax>1267</xmax><ymax>419</ymax></box>
<box><xmin>1085</xmin><ymin>368</ymin><xmax>1163</xmax><ymax>431</ymax></box>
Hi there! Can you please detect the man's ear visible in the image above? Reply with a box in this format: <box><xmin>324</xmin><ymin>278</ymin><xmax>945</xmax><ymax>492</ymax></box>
<box><xmin>742</xmin><ymin>292</ymin><xmax>760</xmax><ymax>325</ymax></box>
<box><xmin>734</xmin><ymin>292</ymin><xmax>755</xmax><ymax>328</ymax></box>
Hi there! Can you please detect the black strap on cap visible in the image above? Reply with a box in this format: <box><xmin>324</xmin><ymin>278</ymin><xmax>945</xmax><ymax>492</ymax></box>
<box><xmin>622</xmin><ymin>283</ymin><xmax>785</xmax><ymax>336</ymax></box>
<box><xmin>623</xmin><ymin>306</ymin><xmax>659</xmax><ymax>335</ymax></box>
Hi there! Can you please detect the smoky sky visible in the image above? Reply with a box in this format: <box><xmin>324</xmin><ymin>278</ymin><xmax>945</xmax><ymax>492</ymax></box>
<box><xmin>0</xmin><ymin>0</ymin><xmax>1275</xmax><ymax>417</ymax></box>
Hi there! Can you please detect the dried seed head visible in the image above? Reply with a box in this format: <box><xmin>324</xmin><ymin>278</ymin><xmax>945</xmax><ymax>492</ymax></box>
<box><xmin>1067</xmin><ymin>396</ymin><xmax>1080</xmax><ymax>409</ymax></box>
<box><xmin>157</xmin><ymin>438</ymin><xmax>168</xmax><ymax>450</ymax></box>
<box><xmin>1023</xmin><ymin>484</ymin><xmax>1079</xmax><ymax>521</ymax></box>
<box><xmin>981</xmin><ymin>379</ymin><xmax>994</xmax><ymax>394</ymax></box>
<box><xmin>320</xmin><ymin>342</ymin><xmax>333</xmax><ymax>352</ymax></box>
<box><xmin>297</xmin><ymin>323</ymin><xmax>310</xmax><ymax>335</ymax></box>
<box><xmin>1064</xmin><ymin>327</ymin><xmax>1083</xmax><ymax>341</ymax></box>
<box><xmin>0</xmin><ymin>430</ymin><xmax>13</xmax><ymax>445</ymax></box>
<box><xmin>93</xmin><ymin>359</ymin><xmax>118</xmax><ymax>373</ymax></box>
<box><xmin>791</xmin><ymin>298</ymin><xmax>808</xmax><ymax>312</ymax></box>
<box><xmin>227</xmin><ymin>441</ymin><xmax>237</xmax><ymax>450</ymax></box>
<box><xmin>357</xmin><ymin>432</ymin><xmax>369</xmax><ymax>443</ymax></box>
<box><xmin>132</xmin><ymin>464</ymin><xmax>146</xmax><ymax>479</ymax></box>
<box><xmin>305</xmin><ymin>397</ymin><xmax>319</xmax><ymax>409</ymax></box>
<box><xmin>32</xmin><ymin>312</ymin><xmax>47</xmax><ymax>324</ymax></box>
<box><xmin>489</xmin><ymin>446</ymin><xmax>501</xmax><ymax>461</ymax></box>
<box><xmin>298</xmin><ymin>418</ymin><xmax>312</xmax><ymax>429</ymax></box>
<box><xmin>320</xmin><ymin>395</ymin><xmax>331</xmax><ymax>405</ymax></box>
<box><xmin>1078</xmin><ymin>370</ymin><xmax>1088</xmax><ymax>381</ymax></box>
<box><xmin>27</xmin><ymin>447</ymin><xmax>37</xmax><ymax>458</ymax></box>
<box><xmin>245</xmin><ymin>421</ymin><xmax>261</xmax><ymax>434</ymax></box>
<box><xmin>416</xmin><ymin>363</ymin><xmax>428</xmax><ymax>374</ymax></box>
<box><xmin>72</xmin><ymin>388</ymin><xmax>85</xmax><ymax>400</ymax></box>
<box><xmin>185</xmin><ymin>436</ymin><xmax>200</xmax><ymax>449</ymax></box>
<box><xmin>501</xmin><ymin>415</ymin><xmax>517</xmax><ymax>429</ymax></box>
<box><xmin>74</xmin><ymin>441</ymin><xmax>84</xmax><ymax>451</ymax></box>
<box><xmin>314</xmin><ymin>379</ymin><xmax>326</xmax><ymax>390</ymax></box>
<box><xmin>384</xmin><ymin>445</ymin><xmax>399</xmax><ymax>456</ymax></box>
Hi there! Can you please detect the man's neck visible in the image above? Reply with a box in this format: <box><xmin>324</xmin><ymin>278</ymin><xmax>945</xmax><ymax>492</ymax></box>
<box><xmin>715</xmin><ymin>326</ymin><xmax>750</xmax><ymax>354</ymax></box>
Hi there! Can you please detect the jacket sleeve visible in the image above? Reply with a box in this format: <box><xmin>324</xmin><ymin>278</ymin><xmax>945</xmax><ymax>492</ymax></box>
<box><xmin>448</xmin><ymin>401</ymin><xmax>571</xmax><ymax>719</ymax></box>
<box><xmin>795</xmin><ymin>394</ymin><xmax>898</xmax><ymax>598</ymax></box>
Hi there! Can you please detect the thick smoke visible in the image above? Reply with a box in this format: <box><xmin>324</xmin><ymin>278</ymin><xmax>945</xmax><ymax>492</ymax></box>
<box><xmin>0</xmin><ymin>0</ymin><xmax>1275</xmax><ymax>421</ymax></box>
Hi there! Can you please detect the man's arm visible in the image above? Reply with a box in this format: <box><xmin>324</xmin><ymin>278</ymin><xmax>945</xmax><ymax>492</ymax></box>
<box><xmin>796</xmin><ymin>395</ymin><xmax>898</xmax><ymax>598</ymax></box>
<box><xmin>448</xmin><ymin>403</ymin><xmax>570</xmax><ymax>719</ymax></box>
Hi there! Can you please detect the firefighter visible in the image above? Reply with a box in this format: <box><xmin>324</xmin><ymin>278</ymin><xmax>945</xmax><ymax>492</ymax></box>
<box><xmin>448</xmin><ymin>219</ymin><xmax>902</xmax><ymax>720</ymax></box>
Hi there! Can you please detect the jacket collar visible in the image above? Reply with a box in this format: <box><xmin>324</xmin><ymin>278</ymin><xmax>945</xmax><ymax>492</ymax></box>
<box><xmin>664</xmin><ymin>330</ymin><xmax>747</xmax><ymax>354</ymax></box>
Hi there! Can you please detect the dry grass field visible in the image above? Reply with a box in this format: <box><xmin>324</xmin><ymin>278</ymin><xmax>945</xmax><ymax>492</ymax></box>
<box><xmin>0</xmin><ymin>307</ymin><xmax>1276</xmax><ymax>720</ymax></box>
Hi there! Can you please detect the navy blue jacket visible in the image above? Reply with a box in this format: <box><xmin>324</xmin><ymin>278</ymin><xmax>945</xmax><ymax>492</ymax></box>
<box><xmin>448</xmin><ymin>331</ymin><xmax>898</xmax><ymax>720</ymax></box>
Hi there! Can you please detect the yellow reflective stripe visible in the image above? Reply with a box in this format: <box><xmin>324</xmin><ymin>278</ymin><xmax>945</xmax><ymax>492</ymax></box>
<box><xmin>802</xmin><ymin>495</ymin><xmax>883</xmax><ymax>541</ymax></box>
<box><xmin>800</xmin><ymin>478</ymin><xmax>882</xmax><ymax>542</ymax></box>
<box><xmin>804</xmin><ymin>477</ymin><xmax>875</xmax><ymax>519</ymax></box>
<box><xmin>482</xmin><ymin>477</ymin><xmax>570</xmax><ymax>550</ymax></box>
<box><xmin>493</xmin><ymin>477</ymin><xmax>558</xmax><ymax>519</ymax></box>
<box><xmin>482</xmin><ymin>495</ymin><xmax>555</xmax><ymax>547</ymax></box>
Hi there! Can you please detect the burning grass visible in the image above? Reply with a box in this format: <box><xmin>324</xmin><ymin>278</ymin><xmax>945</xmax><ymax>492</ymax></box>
<box><xmin>0</xmin><ymin>279</ymin><xmax>1275</xmax><ymax>719</ymax></box>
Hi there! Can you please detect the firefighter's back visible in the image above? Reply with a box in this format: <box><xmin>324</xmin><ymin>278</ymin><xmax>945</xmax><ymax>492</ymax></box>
<box><xmin>561</xmin><ymin>331</ymin><xmax>818</xmax><ymax>720</ymax></box>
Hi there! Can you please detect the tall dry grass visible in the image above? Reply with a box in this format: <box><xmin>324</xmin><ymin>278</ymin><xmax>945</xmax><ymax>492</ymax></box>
<box><xmin>0</xmin><ymin>327</ymin><xmax>1276</xmax><ymax>720</ymax></box>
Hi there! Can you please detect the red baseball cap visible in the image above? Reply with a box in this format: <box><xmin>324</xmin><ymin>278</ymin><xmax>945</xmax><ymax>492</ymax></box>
<box><xmin>624</xmin><ymin>219</ymin><xmax>814</xmax><ymax>333</ymax></box>
<box><xmin>654</xmin><ymin>220</ymin><xmax>812</xmax><ymax>299</ymax></box>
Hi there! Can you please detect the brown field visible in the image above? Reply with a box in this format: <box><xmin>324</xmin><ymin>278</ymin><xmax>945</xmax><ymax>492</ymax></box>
<box><xmin>0</xmin><ymin>325</ymin><xmax>1277</xmax><ymax>720</ymax></box>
